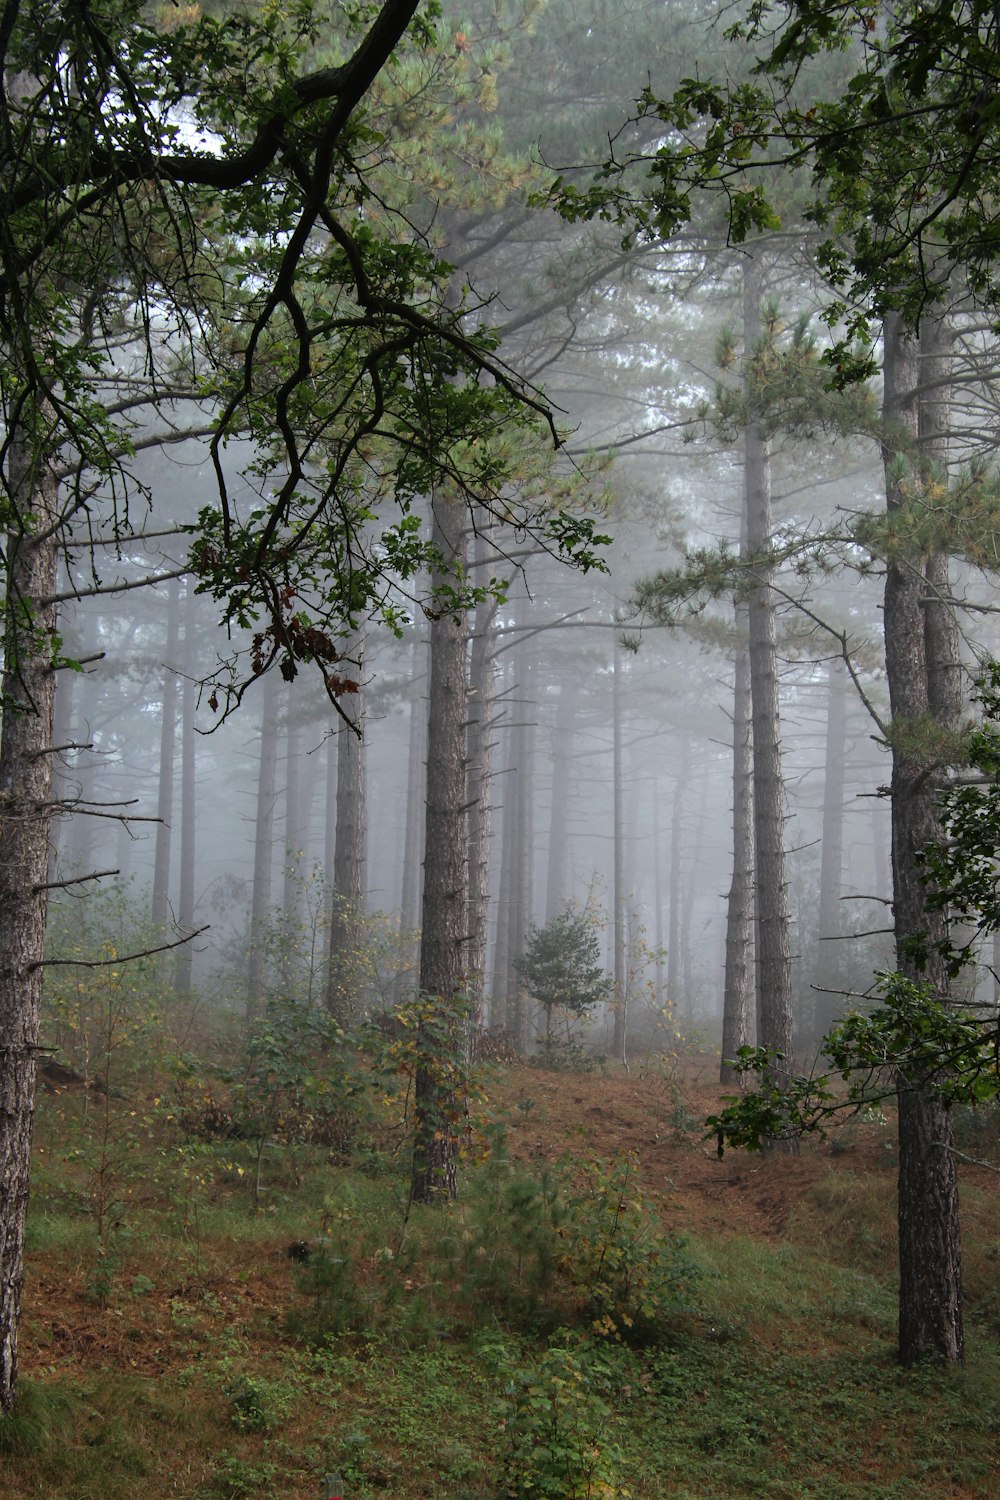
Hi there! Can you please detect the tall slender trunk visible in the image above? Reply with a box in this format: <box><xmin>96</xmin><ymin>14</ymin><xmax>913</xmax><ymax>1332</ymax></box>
<box><xmin>393</xmin><ymin>628</ymin><xmax>427</xmax><ymax>1007</ymax></box>
<box><xmin>151</xmin><ymin>577</ymin><xmax>180</xmax><ymax>929</ymax></box>
<box><xmin>176</xmin><ymin>583</ymin><xmax>198</xmax><ymax>1000</ymax></box>
<box><xmin>46</xmin><ymin>628</ymin><xmax>75</xmax><ymax>885</ymax></box>
<box><xmin>327</xmin><ymin>628</ymin><xmax>367</xmax><ymax>1023</ymax></box>
<box><xmin>282</xmin><ymin>691</ymin><xmax>306</xmax><ymax>934</ymax></box>
<box><xmin>466</xmin><ymin>551</ymin><xmax>497</xmax><ymax>1035</ymax></box>
<box><xmin>611</xmin><ymin>641</ymin><xmax>627</xmax><ymax>1062</ymax></box>
<box><xmin>247</xmin><ymin>669</ymin><xmax>280</xmax><ymax>1015</ymax></box>
<box><xmin>510</xmin><ymin>645</ymin><xmax>535</xmax><ymax>1053</ymax></box>
<box><xmin>721</xmin><ymin>626</ymin><xmax>754</xmax><ymax>1084</ymax></box>
<box><xmin>0</xmin><ymin>435</ymin><xmax>59</xmax><ymax>1412</ymax></box>
<box><xmin>544</xmin><ymin>678</ymin><xmax>576</xmax><ymax>923</ymax></box>
<box><xmin>814</xmin><ymin>656</ymin><xmax>848</xmax><ymax>1041</ymax></box>
<box><xmin>411</xmin><ymin>497</ymin><xmax>468</xmax><ymax>1203</ymax></box>
<box><xmin>882</xmin><ymin>311</ymin><xmax>963</xmax><ymax>1365</ymax></box>
<box><xmin>743</xmin><ymin>256</ymin><xmax>795</xmax><ymax>1095</ymax></box>
<box><xmin>666</xmin><ymin>734</ymin><xmax>691</xmax><ymax>1010</ymax></box>
<box><xmin>491</xmin><ymin>664</ymin><xmax>516</xmax><ymax>1033</ymax></box>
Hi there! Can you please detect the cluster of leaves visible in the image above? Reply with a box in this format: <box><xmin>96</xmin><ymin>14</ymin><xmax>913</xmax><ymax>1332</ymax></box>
<box><xmin>3</xmin><ymin>0</ymin><xmax>611</xmax><ymax>716</ymax></box>
<box><xmin>496</xmin><ymin>1336</ymin><xmax>631</xmax><ymax>1500</ymax></box>
<box><xmin>550</xmin><ymin>1</ymin><xmax>1000</xmax><ymax>378</ymax></box>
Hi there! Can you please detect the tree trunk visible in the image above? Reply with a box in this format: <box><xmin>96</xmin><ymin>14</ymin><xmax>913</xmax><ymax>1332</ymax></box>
<box><xmin>814</xmin><ymin>656</ymin><xmax>847</xmax><ymax>1041</ymax></box>
<box><xmin>175</xmin><ymin>582</ymin><xmax>198</xmax><ymax>1000</ymax></box>
<box><xmin>327</xmin><ymin>628</ymin><xmax>367</xmax><ymax>1023</ymax></box>
<box><xmin>393</xmin><ymin>627</ymin><xmax>427</xmax><ymax>1008</ymax></box>
<box><xmin>743</xmin><ymin>257</ymin><xmax>795</xmax><ymax>1101</ymax></box>
<box><xmin>411</xmin><ymin>497</ymin><xmax>468</xmax><ymax>1204</ymax></box>
<box><xmin>0</xmin><ymin>436</ymin><xmax>59</xmax><ymax>1412</ymax></box>
<box><xmin>510</xmin><ymin>645</ymin><xmax>535</xmax><ymax>1053</ymax></box>
<box><xmin>490</xmin><ymin>663</ymin><xmax>516</xmax><ymax>1034</ymax></box>
<box><xmin>544</xmin><ymin>678</ymin><xmax>576</xmax><ymax>923</ymax></box>
<box><xmin>151</xmin><ymin>577</ymin><xmax>180</xmax><ymax>930</ymax></box>
<box><xmin>611</xmin><ymin>640</ymin><xmax>627</xmax><ymax>1063</ymax></box>
<box><xmin>466</xmin><ymin>552</ymin><xmax>497</xmax><ymax>1038</ymax></box>
<box><xmin>247</xmin><ymin>669</ymin><xmax>280</xmax><ymax>1015</ymax></box>
<box><xmin>721</xmin><ymin>629</ymin><xmax>754</xmax><ymax>1084</ymax></box>
<box><xmin>882</xmin><ymin>311</ymin><xmax>963</xmax><ymax>1365</ymax></box>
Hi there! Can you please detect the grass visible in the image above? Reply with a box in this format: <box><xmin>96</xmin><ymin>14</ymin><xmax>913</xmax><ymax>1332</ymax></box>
<box><xmin>3</xmin><ymin>1070</ymin><xmax>1000</xmax><ymax>1499</ymax></box>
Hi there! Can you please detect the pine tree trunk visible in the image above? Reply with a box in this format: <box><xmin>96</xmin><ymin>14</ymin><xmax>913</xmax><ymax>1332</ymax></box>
<box><xmin>544</xmin><ymin>677</ymin><xmax>576</xmax><ymax>924</ymax></box>
<box><xmin>0</xmin><ymin>436</ymin><xmax>59</xmax><ymax>1413</ymax></box>
<box><xmin>151</xmin><ymin>577</ymin><xmax>180</xmax><ymax>930</ymax></box>
<box><xmin>247</xmin><ymin>669</ymin><xmax>280</xmax><ymax>1015</ymax></box>
<box><xmin>721</xmin><ymin>628</ymin><xmax>754</xmax><ymax>1084</ymax></box>
<box><xmin>176</xmin><ymin>583</ymin><xmax>198</xmax><ymax>1000</ymax></box>
<box><xmin>882</xmin><ymin>311</ymin><xmax>963</xmax><ymax>1365</ymax></box>
<box><xmin>743</xmin><ymin>256</ymin><xmax>795</xmax><ymax>1105</ymax></box>
<box><xmin>510</xmin><ymin>647</ymin><xmax>535</xmax><ymax>1053</ymax></box>
<box><xmin>490</xmin><ymin>669</ymin><xmax>516</xmax><ymax>1035</ymax></box>
<box><xmin>327</xmin><ymin>628</ymin><xmax>367</xmax><ymax>1023</ymax></box>
<box><xmin>411</xmin><ymin>497</ymin><xmax>468</xmax><ymax>1203</ymax></box>
<box><xmin>612</xmin><ymin>641</ymin><xmax>627</xmax><ymax>1063</ymax></box>
<box><xmin>393</xmin><ymin>627</ymin><xmax>427</xmax><ymax>1008</ymax></box>
<box><xmin>466</xmin><ymin>557</ymin><xmax>497</xmax><ymax>1038</ymax></box>
<box><xmin>814</xmin><ymin>657</ymin><xmax>847</xmax><ymax>1040</ymax></box>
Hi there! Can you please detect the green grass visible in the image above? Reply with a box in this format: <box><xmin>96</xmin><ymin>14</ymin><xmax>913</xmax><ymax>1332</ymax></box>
<box><xmin>5</xmin><ymin>1084</ymin><xmax>1000</xmax><ymax>1500</ymax></box>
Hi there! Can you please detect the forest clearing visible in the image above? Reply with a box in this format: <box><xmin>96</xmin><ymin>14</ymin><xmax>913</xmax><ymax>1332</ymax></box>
<box><xmin>3</xmin><ymin>1049</ymin><xmax>1000</xmax><ymax>1500</ymax></box>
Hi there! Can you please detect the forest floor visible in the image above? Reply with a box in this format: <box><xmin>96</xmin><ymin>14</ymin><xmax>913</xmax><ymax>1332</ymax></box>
<box><xmin>4</xmin><ymin>1053</ymin><xmax>1000</xmax><ymax>1499</ymax></box>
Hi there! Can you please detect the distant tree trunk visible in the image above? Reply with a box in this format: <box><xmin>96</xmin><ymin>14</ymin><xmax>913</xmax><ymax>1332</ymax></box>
<box><xmin>491</xmin><ymin>668</ymin><xmax>516</xmax><ymax>1032</ymax></box>
<box><xmin>612</xmin><ymin>641</ymin><xmax>627</xmax><ymax>1063</ymax></box>
<box><xmin>247</xmin><ymin>669</ymin><xmax>280</xmax><ymax>1015</ymax></box>
<box><xmin>510</xmin><ymin>645</ymin><xmax>535</xmax><ymax>1052</ymax></box>
<box><xmin>393</xmin><ymin>627</ymin><xmax>427</xmax><ymax>1007</ymax></box>
<box><xmin>0</xmin><ymin>434</ymin><xmax>59</xmax><ymax>1413</ymax></box>
<box><xmin>282</xmin><ymin>691</ymin><xmax>307</xmax><ymax>933</ymax></box>
<box><xmin>151</xmin><ymin>577</ymin><xmax>181</xmax><ymax>929</ymax></box>
<box><xmin>466</xmin><ymin>552</ymin><xmax>497</xmax><ymax>1035</ymax></box>
<box><xmin>882</xmin><ymin>311</ymin><xmax>963</xmax><ymax>1365</ymax></box>
<box><xmin>743</xmin><ymin>256</ymin><xmax>795</xmax><ymax>1106</ymax></box>
<box><xmin>175</xmin><ymin>582</ymin><xmax>198</xmax><ymax>1000</ymax></box>
<box><xmin>544</xmin><ymin>678</ymin><xmax>576</xmax><ymax>923</ymax></box>
<box><xmin>666</xmin><ymin>733</ymin><xmax>691</xmax><ymax>1010</ymax></box>
<box><xmin>721</xmin><ymin>627</ymin><xmax>754</xmax><ymax>1085</ymax></box>
<box><xmin>814</xmin><ymin>656</ymin><xmax>848</xmax><ymax>1041</ymax></box>
<box><xmin>46</xmin><ymin>628</ymin><xmax>75</xmax><ymax>884</ymax></box>
<box><xmin>327</xmin><ymin>628</ymin><xmax>367</xmax><ymax>1023</ymax></box>
<box><xmin>411</xmin><ymin>497</ymin><xmax>468</xmax><ymax>1204</ymax></box>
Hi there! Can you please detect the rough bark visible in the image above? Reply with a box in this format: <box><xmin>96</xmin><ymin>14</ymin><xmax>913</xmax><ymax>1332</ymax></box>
<box><xmin>611</xmin><ymin>641</ymin><xmax>627</xmax><ymax>1063</ymax></box>
<box><xmin>411</xmin><ymin>497</ymin><xmax>468</xmax><ymax>1204</ymax></box>
<box><xmin>326</xmin><ymin>628</ymin><xmax>367</xmax><ymax>1023</ymax></box>
<box><xmin>721</xmin><ymin>630</ymin><xmax>754</xmax><ymax>1084</ymax></box>
<box><xmin>743</xmin><ymin>257</ymin><xmax>795</xmax><ymax>1097</ymax></box>
<box><xmin>0</xmin><ymin>437</ymin><xmax>59</xmax><ymax>1412</ymax></box>
<box><xmin>814</xmin><ymin>656</ymin><xmax>847</xmax><ymax>1041</ymax></box>
<box><xmin>490</xmin><ymin>664</ymin><xmax>516</xmax><ymax>1034</ymax></box>
<box><xmin>393</xmin><ymin>628</ymin><xmax>427</xmax><ymax>1007</ymax></box>
<box><xmin>544</xmin><ymin>677</ymin><xmax>576</xmax><ymax>924</ymax></box>
<box><xmin>466</xmin><ymin>552</ymin><xmax>497</xmax><ymax>1037</ymax></box>
<box><xmin>882</xmin><ymin>311</ymin><xmax>963</xmax><ymax>1365</ymax></box>
<box><xmin>150</xmin><ymin>577</ymin><xmax>180</xmax><ymax>930</ymax></box>
<box><xmin>246</xmin><ymin>669</ymin><xmax>280</xmax><ymax>1015</ymax></box>
<box><xmin>175</xmin><ymin>583</ymin><xmax>198</xmax><ymax>1000</ymax></box>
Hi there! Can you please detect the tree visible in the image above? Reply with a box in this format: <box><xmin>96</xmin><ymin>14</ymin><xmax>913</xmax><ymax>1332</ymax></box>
<box><xmin>0</xmin><ymin>0</ymin><xmax>614</xmax><ymax>1413</ymax></box>
<box><xmin>555</xmin><ymin>0</ymin><xmax>1000</xmax><ymax>1364</ymax></box>
<box><xmin>515</xmin><ymin>904</ymin><xmax>613</xmax><ymax>1052</ymax></box>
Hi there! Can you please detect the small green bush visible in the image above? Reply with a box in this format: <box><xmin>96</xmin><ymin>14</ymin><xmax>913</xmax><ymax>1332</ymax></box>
<box><xmin>496</xmin><ymin>1336</ymin><xmax>631</xmax><ymax>1500</ymax></box>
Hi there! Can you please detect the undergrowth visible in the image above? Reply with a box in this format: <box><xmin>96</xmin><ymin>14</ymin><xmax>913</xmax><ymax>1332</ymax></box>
<box><xmin>8</xmin><ymin>1056</ymin><xmax>1000</xmax><ymax>1500</ymax></box>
